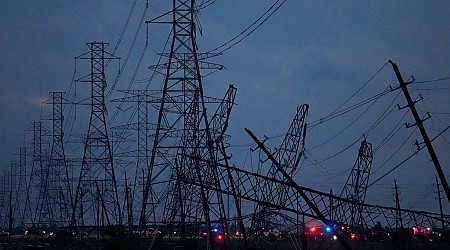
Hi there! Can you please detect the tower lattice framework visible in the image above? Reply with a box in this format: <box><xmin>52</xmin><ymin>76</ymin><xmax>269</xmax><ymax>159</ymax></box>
<box><xmin>26</xmin><ymin>121</ymin><xmax>50</xmax><ymax>227</ymax></box>
<box><xmin>71</xmin><ymin>42</ymin><xmax>122</xmax><ymax>230</ymax></box>
<box><xmin>46</xmin><ymin>92</ymin><xmax>72</xmax><ymax>228</ymax></box>
<box><xmin>12</xmin><ymin>147</ymin><xmax>28</xmax><ymax>228</ymax></box>
<box><xmin>339</xmin><ymin>139</ymin><xmax>373</xmax><ymax>228</ymax></box>
<box><xmin>140</xmin><ymin>0</ymin><xmax>229</xmax><ymax>246</ymax></box>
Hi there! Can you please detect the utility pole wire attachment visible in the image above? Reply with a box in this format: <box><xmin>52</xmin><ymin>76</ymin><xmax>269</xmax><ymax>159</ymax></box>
<box><xmin>389</xmin><ymin>60</ymin><xmax>450</xmax><ymax>206</ymax></box>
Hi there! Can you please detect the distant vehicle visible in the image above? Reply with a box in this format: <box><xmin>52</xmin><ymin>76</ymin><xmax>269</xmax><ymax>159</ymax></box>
<box><xmin>73</xmin><ymin>230</ymin><xmax>88</xmax><ymax>237</ymax></box>
<box><xmin>370</xmin><ymin>230</ymin><xmax>390</xmax><ymax>242</ymax></box>
<box><xmin>0</xmin><ymin>230</ymin><xmax>9</xmax><ymax>237</ymax></box>
<box><xmin>49</xmin><ymin>229</ymin><xmax>74</xmax><ymax>239</ymax></box>
<box><xmin>133</xmin><ymin>228</ymin><xmax>162</xmax><ymax>237</ymax></box>
<box><xmin>24</xmin><ymin>228</ymin><xmax>46</xmax><ymax>236</ymax></box>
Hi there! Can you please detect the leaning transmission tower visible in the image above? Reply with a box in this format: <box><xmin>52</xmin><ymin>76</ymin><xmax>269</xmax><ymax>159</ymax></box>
<box><xmin>139</xmin><ymin>0</ymin><xmax>230</xmax><ymax>248</ymax></box>
<box><xmin>339</xmin><ymin>139</ymin><xmax>373</xmax><ymax>228</ymax></box>
<box><xmin>71</xmin><ymin>42</ymin><xmax>122</xmax><ymax>233</ymax></box>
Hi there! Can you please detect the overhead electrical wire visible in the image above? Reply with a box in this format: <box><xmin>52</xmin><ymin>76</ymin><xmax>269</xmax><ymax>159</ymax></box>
<box><xmin>197</xmin><ymin>0</ymin><xmax>218</xmax><ymax>11</ymax></box>
<box><xmin>108</xmin><ymin>24</ymin><xmax>173</xmax><ymax>137</ymax></box>
<box><xmin>407</xmin><ymin>188</ymin><xmax>435</xmax><ymax>210</ymax></box>
<box><xmin>298</xmin><ymin>65</ymin><xmax>411</xmax><ymax>186</ymax></box>
<box><xmin>303</xmin><ymin>150</ymin><xmax>353</xmax><ymax>182</ymax></box>
<box><xmin>148</xmin><ymin>2</ymin><xmax>169</xmax><ymax>14</ymax></box>
<box><xmin>364</xmin><ymin>91</ymin><xmax>402</xmax><ymax>138</ymax></box>
<box><xmin>106</xmin><ymin>0</ymin><xmax>138</xmax><ymax>68</ymax></box>
<box><xmin>250</xmin><ymin>64</ymin><xmax>399</xmax><ymax>177</ymax></box>
<box><xmin>308</xmin><ymin>62</ymin><xmax>389</xmax><ymax>130</ymax></box>
<box><xmin>107</xmin><ymin>1</ymin><xmax>149</xmax><ymax>99</ymax></box>
<box><xmin>368</xmin><ymin>126</ymin><xmax>419</xmax><ymax>188</ymax></box>
<box><xmin>300</xmin><ymin>64</ymin><xmax>403</xmax><ymax>174</ymax></box>
<box><xmin>207</xmin><ymin>0</ymin><xmax>287</xmax><ymax>54</ymax></box>
<box><xmin>108</xmin><ymin>1</ymin><xmax>170</xmax><ymax>127</ymax></box>
<box><xmin>417</xmin><ymin>90</ymin><xmax>450</xmax><ymax>119</ymax></box>
<box><xmin>308</xmin><ymin>88</ymin><xmax>393</xmax><ymax>130</ymax></box>
<box><xmin>373</xmin><ymin>110</ymin><xmax>409</xmax><ymax>153</ymax></box>
<box><xmin>108</xmin><ymin>41</ymin><xmax>149</xmax><ymax>126</ymax></box>
<box><xmin>367</xmin><ymin>109</ymin><xmax>450</xmax><ymax>187</ymax></box>
<box><xmin>410</xmin><ymin>76</ymin><xmax>450</xmax><ymax>84</ymax></box>
<box><xmin>62</xmin><ymin>0</ymin><xmax>138</xmax><ymax>145</ymax></box>
<box><xmin>63</xmin><ymin>59</ymin><xmax>79</xmax><ymax>145</ymax></box>
<box><xmin>411</xmin><ymin>87</ymin><xmax>450</xmax><ymax>144</ymax></box>
<box><xmin>308</xmin><ymin>89</ymin><xmax>385</xmax><ymax>151</ymax></box>
<box><xmin>413</xmin><ymin>87</ymin><xmax>450</xmax><ymax>91</ymax></box>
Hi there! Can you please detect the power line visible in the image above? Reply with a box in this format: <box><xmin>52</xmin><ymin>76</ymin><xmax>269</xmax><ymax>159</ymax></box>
<box><xmin>107</xmin><ymin>1</ymin><xmax>149</xmax><ymax>98</ymax></box>
<box><xmin>411</xmin><ymin>76</ymin><xmax>450</xmax><ymax>84</ymax></box>
<box><xmin>207</xmin><ymin>0</ymin><xmax>287</xmax><ymax>54</ymax></box>
<box><xmin>373</xmin><ymin>110</ymin><xmax>408</xmax><ymax>153</ymax></box>
<box><xmin>308</xmin><ymin>90</ymin><xmax>384</xmax><ymax>151</ymax></box>
<box><xmin>368</xmin><ymin>142</ymin><xmax>423</xmax><ymax>189</ymax></box>
<box><xmin>368</xmin><ymin>123</ymin><xmax>450</xmax><ymax>188</ymax></box>
<box><xmin>309</xmin><ymin>62</ymin><xmax>388</xmax><ymax>128</ymax></box>
<box><xmin>370</xmin><ymin>126</ymin><xmax>418</xmax><ymax>178</ymax></box>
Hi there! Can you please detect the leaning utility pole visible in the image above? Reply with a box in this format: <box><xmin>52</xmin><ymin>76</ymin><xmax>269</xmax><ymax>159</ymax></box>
<box><xmin>389</xmin><ymin>60</ymin><xmax>450</xmax><ymax>205</ymax></box>
<box><xmin>71</xmin><ymin>42</ymin><xmax>122</xmax><ymax>233</ymax></box>
<box><xmin>394</xmin><ymin>179</ymin><xmax>405</xmax><ymax>247</ymax></box>
<box><xmin>436</xmin><ymin>176</ymin><xmax>446</xmax><ymax>243</ymax></box>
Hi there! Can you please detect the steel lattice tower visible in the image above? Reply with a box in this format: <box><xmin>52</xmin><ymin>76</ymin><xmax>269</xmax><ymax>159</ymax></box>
<box><xmin>45</xmin><ymin>92</ymin><xmax>72</xmax><ymax>228</ymax></box>
<box><xmin>340</xmin><ymin>139</ymin><xmax>373</xmax><ymax>228</ymax></box>
<box><xmin>111</xmin><ymin>89</ymin><xmax>156</xmax><ymax>227</ymax></box>
<box><xmin>251</xmin><ymin>105</ymin><xmax>308</xmax><ymax>237</ymax></box>
<box><xmin>71</xmin><ymin>42</ymin><xmax>122</xmax><ymax>231</ymax></box>
<box><xmin>140</xmin><ymin>0</ymin><xmax>227</xmax><ymax>246</ymax></box>
<box><xmin>25</xmin><ymin>121</ymin><xmax>50</xmax><ymax>227</ymax></box>
<box><xmin>12</xmin><ymin>147</ymin><xmax>28</xmax><ymax>228</ymax></box>
<box><xmin>0</xmin><ymin>169</ymin><xmax>8</xmax><ymax>229</ymax></box>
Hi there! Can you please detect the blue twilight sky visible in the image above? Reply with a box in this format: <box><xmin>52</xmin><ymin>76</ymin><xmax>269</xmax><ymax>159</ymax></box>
<box><xmin>1</xmin><ymin>1</ymin><xmax>450</xmax><ymax>214</ymax></box>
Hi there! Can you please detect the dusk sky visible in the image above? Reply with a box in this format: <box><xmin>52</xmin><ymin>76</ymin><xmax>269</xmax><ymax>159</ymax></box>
<box><xmin>1</xmin><ymin>1</ymin><xmax>450</xmax><ymax>214</ymax></box>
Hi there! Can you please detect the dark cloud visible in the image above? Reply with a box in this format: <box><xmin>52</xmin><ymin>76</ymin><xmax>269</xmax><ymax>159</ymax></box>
<box><xmin>1</xmin><ymin>1</ymin><xmax>449</xmax><ymax>213</ymax></box>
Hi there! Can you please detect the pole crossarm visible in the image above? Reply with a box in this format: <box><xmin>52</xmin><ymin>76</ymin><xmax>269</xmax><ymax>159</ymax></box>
<box><xmin>389</xmin><ymin>60</ymin><xmax>450</xmax><ymax>206</ymax></box>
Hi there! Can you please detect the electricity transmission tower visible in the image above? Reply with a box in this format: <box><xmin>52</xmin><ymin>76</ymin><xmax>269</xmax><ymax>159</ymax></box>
<box><xmin>339</xmin><ymin>139</ymin><xmax>373</xmax><ymax>228</ymax></box>
<box><xmin>139</xmin><ymin>1</ymin><xmax>230</xmax><ymax>248</ymax></box>
<box><xmin>45</xmin><ymin>92</ymin><xmax>72</xmax><ymax>228</ymax></box>
<box><xmin>251</xmin><ymin>105</ymin><xmax>308</xmax><ymax>236</ymax></box>
<box><xmin>71</xmin><ymin>42</ymin><xmax>122</xmax><ymax>232</ymax></box>
<box><xmin>0</xmin><ymin>168</ymin><xmax>9</xmax><ymax>229</ymax></box>
<box><xmin>111</xmin><ymin>90</ymin><xmax>154</xmax><ymax>227</ymax></box>
<box><xmin>26</xmin><ymin>121</ymin><xmax>50</xmax><ymax>227</ymax></box>
<box><xmin>13</xmin><ymin>147</ymin><xmax>28</xmax><ymax>228</ymax></box>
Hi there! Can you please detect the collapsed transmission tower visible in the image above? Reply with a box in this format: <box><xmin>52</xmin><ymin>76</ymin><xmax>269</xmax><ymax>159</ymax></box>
<box><xmin>140</xmin><ymin>1</ymin><xmax>230</xmax><ymax>247</ymax></box>
<box><xmin>71</xmin><ymin>42</ymin><xmax>122</xmax><ymax>231</ymax></box>
<box><xmin>251</xmin><ymin>105</ymin><xmax>308</xmax><ymax>234</ymax></box>
<box><xmin>338</xmin><ymin>139</ymin><xmax>373</xmax><ymax>228</ymax></box>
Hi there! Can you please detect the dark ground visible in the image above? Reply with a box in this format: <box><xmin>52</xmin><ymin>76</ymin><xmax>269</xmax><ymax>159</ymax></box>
<box><xmin>0</xmin><ymin>236</ymin><xmax>447</xmax><ymax>250</ymax></box>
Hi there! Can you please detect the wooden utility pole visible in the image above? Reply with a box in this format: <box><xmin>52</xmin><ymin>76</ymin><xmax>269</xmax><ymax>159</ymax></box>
<box><xmin>389</xmin><ymin>60</ymin><xmax>450</xmax><ymax>205</ymax></box>
<box><xmin>436</xmin><ymin>176</ymin><xmax>446</xmax><ymax>243</ymax></box>
<box><xmin>9</xmin><ymin>190</ymin><xmax>13</xmax><ymax>239</ymax></box>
